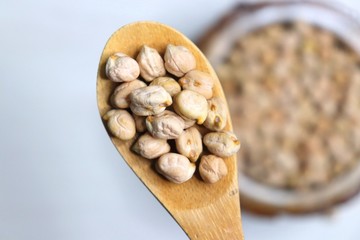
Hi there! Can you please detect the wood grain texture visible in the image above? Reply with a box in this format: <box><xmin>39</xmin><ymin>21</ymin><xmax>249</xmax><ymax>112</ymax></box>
<box><xmin>96</xmin><ymin>22</ymin><xmax>243</xmax><ymax>239</ymax></box>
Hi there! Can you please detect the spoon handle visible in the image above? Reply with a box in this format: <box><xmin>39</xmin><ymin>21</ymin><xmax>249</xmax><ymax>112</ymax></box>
<box><xmin>173</xmin><ymin>186</ymin><xmax>244</xmax><ymax>239</ymax></box>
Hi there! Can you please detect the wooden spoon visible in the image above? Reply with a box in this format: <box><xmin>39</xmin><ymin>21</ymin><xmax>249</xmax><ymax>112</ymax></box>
<box><xmin>96</xmin><ymin>21</ymin><xmax>244</xmax><ymax>240</ymax></box>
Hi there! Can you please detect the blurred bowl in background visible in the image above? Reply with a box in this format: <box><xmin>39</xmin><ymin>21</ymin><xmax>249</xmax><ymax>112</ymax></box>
<box><xmin>199</xmin><ymin>0</ymin><xmax>360</xmax><ymax>215</ymax></box>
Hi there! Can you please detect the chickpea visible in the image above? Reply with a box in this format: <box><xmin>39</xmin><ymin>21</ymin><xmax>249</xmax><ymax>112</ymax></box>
<box><xmin>132</xmin><ymin>132</ymin><xmax>170</xmax><ymax>159</ymax></box>
<box><xmin>136</xmin><ymin>45</ymin><xmax>166</xmax><ymax>81</ymax></box>
<box><xmin>106</xmin><ymin>53</ymin><xmax>140</xmax><ymax>82</ymax></box>
<box><xmin>204</xmin><ymin>97</ymin><xmax>227</xmax><ymax>131</ymax></box>
<box><xmin>203</xmin><ymin>131</ymin><xmax>241</xmax><ymax>157</ymax></box>
<box><xmin>156</xmin><ymin>153</ymin><xmax>196</xmax><ymax>184</ymax></box>
<box><xmin>111</xmin><ymin>80</ymin><xmax>147</xmax><ymax>108</ymax></box>
<box><xmin>179</xmin><ymin>70</ymin><xmax>214</xmax><ymax>99</ymax></box>
<box><xmin>150</xmin><ymin>77</ymin><xmax>181</xmax><ymax>96</ymax></box>
<box><xmin>199</xmin><ymin>155</ymin><xmax>228</xmax><ymax>183</ymax></box>
<box><xmin>175</xmin><ymin>127</ymin><xmax>202</xmax><ymax>162</ymax></box>
<box><xmin>146</xmin><ymin>110</ymin><xmax>185</xmax><ymax>139</ymax></box>
<box><xmin>130</xmin><ymin>86</ymin><xmax>172</xmax><ymax>116</ymax></box>
<box><xmin>173</xmin><ymin>90</ymin><xmax>208</xmax><ymax>124</ymax></box>
<box><xmin>164</xmin><ymin>44</ymin><xmax>196</xmax><ymax>77</ymax></box>
<box><xmin>302</xmin><ymin>151</ymin><xmax>330</xmax><ymax>187</ymax></box>
<box><xmin>327</xmin><ymin>134</ymin><xmax>353</xmax><ymax>167</ymax></box>
<box><xmin>103</xmin><ymin>109</ymin><xmax>136</xmax><ymax>140</ymax></box>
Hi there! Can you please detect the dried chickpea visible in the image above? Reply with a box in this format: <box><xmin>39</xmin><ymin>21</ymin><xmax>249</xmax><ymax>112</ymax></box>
<box><xmin>132</xmin><ymin>132</ymin><xmax>170</xmax><ymax>159</ymax></box>
<box><xmin>173</xmin><ymin>90</ymin><xmax>208</xmax><ymax>124</ymax></box>
<box><xmin>130</xmin><ymin>86</ymin><xmax>172</xmax><ymax>116</ymax></box>
<box><xmin>106</xmin><ymin>53</ymin><xmax>140</xmax><ymax>82</ymax></box>
<box><xmin>204</xmin><ymin>97</ymin><xmax>227</xmax><ymax>131</ymax></box>
<box><xmin>203</xmin><ymin>131</ymin><xmax>241</xmax><ymax>157</ymax></box>
<box><xmin>136</xmin><ymin>45</ymin><xmax>166</xmax><ymax>81</ymax></box>
<box><xmin>164</xmin><ymin>44</ymin><xmax>196</xmax><ymax>77</ymax></box>
<box><xmin>301</xmin><ymin>146</ymin><xmax>330</xmax><ymax>188</ymax></box>
<box><xmin>179</xmin><ymin>70</ymin><xmax>214</xmax><ymax>99</ymax></box>
<box><xmin>150</xmin><ymin>77</ymin><xmax>181</xmax><ymax>96</ymax></box>
<box><xmin>327</xmin><ymin>134</ymin><xmax>353</xmax><ymax>168</ymax></box>
<box><xmin>199</xmin><ymin>155</ymin><xmax>228</xmax><ymax>183</ymax></box>
<box><xmin>111</xmin><ymin>80</ymin><xmax>147</xmax><ymax>108</ymax></box>
<box><xmin>156</xmin><ymin>153</ymin><xmax>196</xmax><ymax>184</ymax></box>
<box><xmin>175</xmin><ymin>126</ymin><xmax>202</xmax><ymax>162</ymax></box>
<box><xmin>103</xmin><ymin>109</ymin><xmax>136</xmax><ymax>140</ymax></box>
<box><xmin>146</xmin><ymin>110</ymin><xmax>185</xmax><ymax>139</ymax></box>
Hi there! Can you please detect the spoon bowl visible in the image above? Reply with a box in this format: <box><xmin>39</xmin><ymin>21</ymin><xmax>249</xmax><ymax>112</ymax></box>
<box><xmin>96</xmin><ymin>21</ymin><xmax>243</xmax><ymax>240</ymax></box>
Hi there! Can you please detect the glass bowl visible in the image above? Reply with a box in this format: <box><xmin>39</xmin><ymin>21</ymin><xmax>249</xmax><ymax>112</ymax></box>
<box><xmin>199</xmin><ymin>0</ymin><xmax>360</xmax><ymax>215</ymax></box>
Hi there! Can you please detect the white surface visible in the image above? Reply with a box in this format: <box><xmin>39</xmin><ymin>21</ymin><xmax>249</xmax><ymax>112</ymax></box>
<box><xmin>1</xmin><ymin>0</ymin><xmax>360</xmax><ymax>239</ymax></box>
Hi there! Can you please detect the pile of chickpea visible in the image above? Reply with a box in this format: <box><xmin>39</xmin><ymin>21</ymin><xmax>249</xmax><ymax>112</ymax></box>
<box><xmin>103</xmin><ymin>44</ymin><xmax>240</xmax><ymax>184</ymax></box>
<box><xmin>217</xmin><ymin>22</ymin><xmax>360</xmax><ymax>190</ymax></box>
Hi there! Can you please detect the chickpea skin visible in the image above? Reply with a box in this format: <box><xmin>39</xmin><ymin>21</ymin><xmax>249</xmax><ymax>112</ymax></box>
<box><xmin>150</xmin><ymin>77</ymin><xmax>181</xmax><ymax>96</ymax></box>
<box><xmin>173</xmin><ymin>90</ymin><xmax>208</xmax><ymax>124</ymax></box>
<box><xmin>103</xmin><ymin>109</ymin><xmax>136</xmax><ymax>140</ymax></box>
<box><xmin>136</xmin><ymin>45</ymin><xmax>166</xmax><ymax>81</ymax></box>
<box><xmin>164</xmin><ymin>44</ymin><xmax>196</xmax><ymax>77</ymax></box>
<box><xmin>130</xmin><ymin>86</ymin><xmax>172</xmax><ymax>116</ymax></box>
<box><xmin>111</xmin><ymin>80</ymin><xmax>147</xmax><ymax>108</ymax></box>
<box><xmin>203</xmin><ymin>131</ymin><xmax>241</xmax><ymax>157</ymax></box>
<box><xmin>175</xmin><ymin>127</ymin><xmax>203</xmax><ymax>162</ymax></box>
<box><xmin>199</xmin><ymin>155</ymin><xmax>228</xmax><ymax>183</ymax></box>
<box><xmin>132</xmin><ymin>132</ymin><xmax>171</xmax><ymax>159</ymax></box>
<box><xmin>146</xmin><ymin>110</ymin><xmax>185</xmax><ymax>139</ymax></box>
<box><xmin>179</xmin><ymin>70</ymin><xmax>214</xmax><ymax>99</ymax></box>
<box><xmin>106</xmin><ymin>53</ymin><xmax>140</xmax><ymax>82</ymax></box>
<box><xmin>204</xmin><ymin>97</ymin><xmax>227</xmax><ymax>131</ymax></box>
<box><xmin>156</xmin><ymin>153</ymin><xmax>196</xmax><ymax>184</ymax></box>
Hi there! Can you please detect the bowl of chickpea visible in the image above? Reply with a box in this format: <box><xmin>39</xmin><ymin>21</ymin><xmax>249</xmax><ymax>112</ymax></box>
<box><xmin>200</xmin><ymin>0</ymin><xmax>360</xmax><ymax>215</ymax></box>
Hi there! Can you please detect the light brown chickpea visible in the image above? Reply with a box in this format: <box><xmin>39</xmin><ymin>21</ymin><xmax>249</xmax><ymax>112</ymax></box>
<box><xmin>103</xmin><ymin>109</ymin><xmax>136</xmax><ymax>140</ymax></box>
<box><xmin>199</xmin><ymin>155</ymin><xmax>228</xmax><ymax>183</ymax></box>
<box><xmin>203</xmin><ymin>131</ymin><xmax>241</xmax><ymax>157</ymax></box>
<box><xmin>130</xmin><ymin>86</ymin><xmax>172</xmax><ymax>116</ymax></box>
<box><xmin>164</xmin><ymin>44</ymin><xmax>196</xmax><ymax>77</ymax></box>
<box><xmin>111</xmin><ymin>80</ymin><xmax>147</xmax><ymax>108</ymax></box>
<box><xmin>173</xmin><ymin>90</ymin><xmax>208</xmax><ymax>124</ymax></box>
<box><xmin>136</xmin><ymin>45</ymin><xmax>166</xmax><ymax>81</ymax></box>
<box><xmin>106</xmin><ymin>53</ymin><xmax>140</xmax><ymax>82</ymax></box>
<box><xmin>156</xmin><ymin>153</ymin><xmax>196</xmax><ymax>184</ymax></box>
<box><xmin>150</xmin><ymin>77</ymin><xmax>181</xmax><ymax>96</ymax></box>
<box><xmin>175</xmin><ymin>126</ymin><xmax>202</xmax><ymax>162</ymax></box>
<box><xmin>204</xmin><ymin>97</ymin><xmax>227</xmax><ymax>131</ymax></box>
<box><xmin>146</xmin><ymin>110</ymin><xmax>185</xmax><ymax>139</ymax></box>
<box><xmin>179</xmin><ymin>70</ymin><xmax>214</xmax><ymax>99</ymax></box>
<box><xmin>132</xmin><ymin>132</ymin><xmax>171</xmax><ymax>159</ymax></box>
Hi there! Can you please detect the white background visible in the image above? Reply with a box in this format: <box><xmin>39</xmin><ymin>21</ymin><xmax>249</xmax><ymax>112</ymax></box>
<box><xmin>1</xmin><ymin>0</ymin><xmax>360</xmax><ymax>239</ymax></box>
